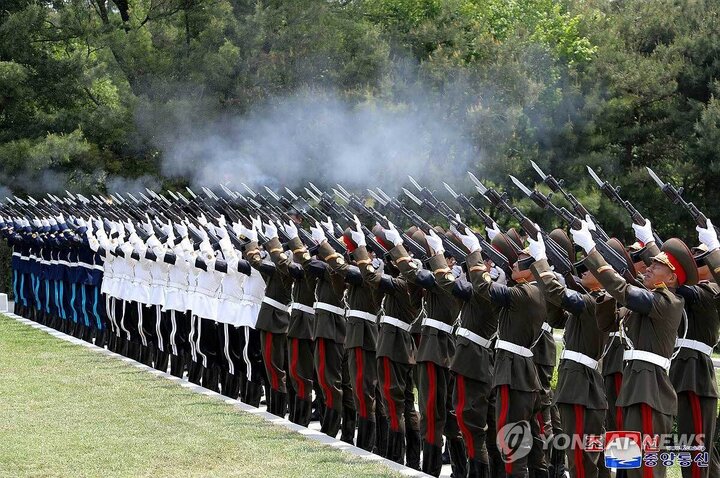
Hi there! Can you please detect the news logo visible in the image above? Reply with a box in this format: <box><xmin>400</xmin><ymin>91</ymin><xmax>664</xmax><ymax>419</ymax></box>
<box><xmin>605</xmin><ymin>431</ymin><xmax>643</xmax><ymax>469</ymax></box>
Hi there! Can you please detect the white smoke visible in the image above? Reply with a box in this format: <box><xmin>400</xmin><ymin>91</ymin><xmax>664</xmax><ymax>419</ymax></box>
<box><xmin>106</xmin><ymin>175</ymin><xmax>160</xmax><ymax>195</ymax></box>
<box><xmin>153</xmin><ymin>88</ymin><xmax>479</xmax><ymax>194</ymax></box>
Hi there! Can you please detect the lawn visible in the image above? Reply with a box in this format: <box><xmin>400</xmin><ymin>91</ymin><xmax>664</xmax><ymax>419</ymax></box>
<box><xmin>0</xmin><ymin>314</ymin><xmax>402</xmax><ymax>478</ymax></box>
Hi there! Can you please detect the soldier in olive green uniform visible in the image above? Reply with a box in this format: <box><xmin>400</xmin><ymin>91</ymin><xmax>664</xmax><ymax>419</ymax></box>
<box><xmin>442</xmin><ymin>229</ymin><xmax>500</xmax><ymax>477</ymax></box>
<box><xmin>356</xmin><ymin>226</ymin><xmax>421</xmax><ymax>465</ymax></box>
<box><xmin>243</xmin><ymin>223</ymin><xmax>295</xmax><ymax>417</ymax></box>
<box><xmin>265</xmin><ymin>223</ymin><xmax>318</xmax><ymax>426</ymax></box>
<box><xmin>454</xmin><ymin>227</ymin><xmax>548</xmax><ymax>478</ymax></box>
<box><xmin>297</xmin><ymin>223</ymin><xmax>354</xmax><ymax>439</ymax></box>
<box><xmin>314</xmin><ymin>221</ymin><xmax>383</xmax><ymax>451</ymax></box>
<box><xmin>528</xmin><ymin>231</ymin><xmax>618</xmax><ymax>478</ymax></box>
<box><xmin>573</xmin><ymin>219</ymin><xmax>698</xmax><ymax>478</ymax></box>
<box><xmin>381</xmin><ymin>224</ymin><xmax>460</xmax><ymax>477</ymax></box>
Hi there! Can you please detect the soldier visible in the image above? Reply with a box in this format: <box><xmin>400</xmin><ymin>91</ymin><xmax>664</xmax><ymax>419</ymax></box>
<box><xmin>357</xmin><ymin>224</ymin><xmax>421</xmax><ymax>465</ymax></box>
<box><xmin>276</xmin><ymin>221</ymin><xmax>318</xmax><ymax>427</ymax></box>
<box><xmin>572</xmin><ymin>218</ymin><xmax>697</xmax><ymax>478</ymax></box>
<box><xmin>314</xmin><ymin>217</ymin><xmax>383</xmax><ymax>451</ymax></box>
<box><xmin>527</xmin><ymin>230</ymin><xmax>616</xmax><ymax>478</ymax></box>
<box><xmin>240</xmin><ymin>221</ymin><xmax>294</xmax><ymax>417</ymax></box>
<box><xmin>295</xmin><ymin>221</ymin><xmax>353</xmax><ymax>440</ymax></box>
<box><xmin>380</xmin><ymin>223</ymin><xmax>461</xmax><ymax>477</ymax></box>
<box><xmin>452</xmin><ymin>226</ymin><xmax>548</xmax><ymax>478</ymax></box>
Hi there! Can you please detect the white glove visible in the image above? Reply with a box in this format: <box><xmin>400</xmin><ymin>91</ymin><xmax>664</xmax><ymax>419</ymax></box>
<box><xmin>321</xmin><ymin>216</ymin><xmax>334</xmax><ymax>234</ymax></box>
<box><xmin>175</xmin><ymin>222</ymin><xmax>188</xmax><ymax>239</ymax></box>
<box><xmin>383</xmin><ymin>222</ymin><xmax>403</xmax><ymax>247</ymax></box>
<box><xmin>697</xmin><ymin>219</ymin><xmax>720</xmax><ymax>252</ymax></box>
<box><xmin>487</xmin><ymin>222</ymin><xmax>501</xmax><ymax>241</ymax></box>
<box><xmin>251</xmin><ymin>216</ymin><xmax>262</xmax><ymax>233</ymax></box>
<box><xmin>451</xmin><ymin>226</ymin><xmax>481</xmax><ymax>254</ymax></box>
<box><xmin>124</xmin><ymin>220</ymin><xmax>135</xmax><ymax>234</ymax></box>
<box><xmin>86</xmin><ymin>218</ymin><xmax>94</xmax><ymax>234</ymax></box>
<box><xmin>75</xmin><ymin>217</ymin><xmax>86</xmax><ymax>229</ymax></box>
<box><xmin>426</xmin><ymin>229</ymin><xmax>444</xmax><ymax>255</ymax></box>
<box><xmin>160</xmin><ymin>221</ymin><xmax>174</xmax><ymax>241</ymax></box>
<box><xmin>571</xmin><ymin>220</ymin><xmax>596</xmax><ymax>254</ymax></box>
<box><xmin>48</xmin><ymin>218</ymin><xmax>57</xmax><ymax>227</ymax></box>
<box><xmin>215</xmin><ymin>226</ymin><xmax>227</xmax><ymax>239</ymax></box>
<box><xmin>56</xmin><ymin>213</ymin><xmax>65</xmax><ymax>224</ymax></box>
<box><xmin>197</xmin><ymin>213</ymin><xmax>208</xmax><ymax>226</ymax></box>
<box><xmin>527</xmin><ymin>227</ymin><xmax>546</xmax><ymax>261</ymax></box>
<box><xmin>489</xmin><ymin>266</ymin><xmax>500</xmax><ymax>280</ymax></box>
<box><xmin>32</xmin><ymin>218</ymin><xmax>42</xmax><ymax>228</ymax></box>
<box><xmin>632</xmin><ymin>219</ymin><xmax>654</xmax><ymax>245</ymax></box>
<box><xmin>585</xmin><ymin>214</ymin><xmax>597</xmax><ymax>231</ymax></box>
<box><xmin>281</xmin><ymin>220</ymin><xmax>298</xmax><ymax>240</ymax></box>
<box><xmin>310</xmin><ymin>221</ymin><xmax>327</xmax><ymax>244</ymax></box>
<box><xmin>237</xmin><ymin>224</ymin><xmax>258</xmax><ymax>242</ymax></box>
<box><xmin>217</xmin><ymin>215</ymin><xmax>226</xmax><ymax>228</ymax></box>
<box><xmin>41</xmin><ymin>218</ymin><xmax>50</xmax><ymax>228</ymax></box>
<box><xmin>263</xmin><ymin>222</ymin><xmax>278</xmax><ymax>240</ymax></box>
<box><xmin>350</xmin><ymin>215</ymin><xmax>366</xmax><ymax>247</ymax></box>
<box><xmin>141</xmin><ymin>215</ymin><xmax>154</xmax><ymax>236</ymax></box>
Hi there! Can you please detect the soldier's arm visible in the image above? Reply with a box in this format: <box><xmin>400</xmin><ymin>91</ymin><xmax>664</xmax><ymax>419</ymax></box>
<box><xmin>583</xmin><ymin>249</ymin><xmax>655</xmax><ymax>315</ymax></box>
<box><xmin>265</xmin><ymin>237</ymin><xmax>295</xmax><ymax>276</ymax></box>
<box><xmin>467</xmin><ymin>250</ymin><xmax>516</xmax><ymax>307</ymax></box>
<box><xmin>388</xmin><ymin>243</ymin><xmax>452</xmax><ymax>291</ymax></box>
<box><xmin>531</xmin><ymin>258</ymin><xmax>585</xmax><ymax>316</ymax></box>
<box><xmin>703</xmin><ymin>249</ymin><xmax>720</xmax><ymax>284</ymax></box>
<box><xmin>317</xmin><ymin>240</ymin><xmax>362</xmax><ymax>285</ymax></box>
<box><xmin>243</xmin><ymin>240</ymin><xmax>277</xmax><ymax>275</ymax></box>
<box><xmin>356</xmin><ymin>245</ymin><xmax>407</xmax><ymax>293</ymax></box>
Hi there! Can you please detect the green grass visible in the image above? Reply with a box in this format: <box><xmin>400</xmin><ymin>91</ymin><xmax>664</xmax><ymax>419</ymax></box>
<box><xmin>0</xmin><ymin>315</ymin><xmax>402</xmax><ymax>478</ymax></box>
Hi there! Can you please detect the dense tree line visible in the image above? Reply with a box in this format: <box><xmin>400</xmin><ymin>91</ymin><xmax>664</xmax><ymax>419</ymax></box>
<box><xmin>1</xmin><ymin>0</ymin><xmax>719</xmax><ymax>243</ymax></box>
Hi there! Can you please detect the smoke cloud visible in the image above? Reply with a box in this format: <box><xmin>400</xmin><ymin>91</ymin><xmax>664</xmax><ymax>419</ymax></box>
<box><xmin>150</xmin><ymin>88</ymin><xmax>480</xmax><ymax>194</ymax></box>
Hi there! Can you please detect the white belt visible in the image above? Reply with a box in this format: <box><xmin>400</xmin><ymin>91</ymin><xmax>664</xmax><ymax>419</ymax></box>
<box><xmin>609</xmin><ymin>332</ymin><xmax>622</xmax><ymax>338</ymax></box>
<box><xmin>541</xmin><ymin>322</ymin><xmax>552</xmax><ymax>333</ymax></box>
<box><xmin>195</xmin><ymin>286</ymin><xmax>218</xmax><ymax>296</ymax></box>
<box><xmin>495</xmin><ymin>339</ymin><xmax>534</xmax><ymax>357</ymax></box>
<box><xmin>290</xmin><ymin>303</ymin><xmax>315</xmax><ymax>315</ymax></box>
<box><xmin>347</xmin><ymin>309</ymin><xmax>377</xmax><ymax>323</ymax></box>
<box><xmin>262</xmin><ymin>296</ymin><xmax>291</xmax><ymax>312</ymax></box>
<box><xmin>623</xmin><ymin>350</ymin><xmax>671</xmax><ymax>371</ymax></box>
<box><xmin>380</xmin><ymin>316</ymin><xmax>412</xmax><ymax>332</ymax></box>
<box><xmin>313</xmin><ymin>301</ymin><xmax>345</xmax><ymax>316</ymax></box>
<box><xmin>12</xmin><ymin>252</ymin><xmax>20</xmax><ymax>257</ymax></box>
<box><xmin>561</xmin><ymin>350</ymin><xmax>598</xmax><ymax>369</ymax></box>
<box><xmin>421</xmin><ymin>318</ymin><xmax>454</xmax><ymax>334</ymax></box>
<box><xmin>456</xmin><ymin>327</ymin><xmax>492</xmax><ymax>348</ymax></box>
<box><xmin>675</xmin><ymin>338</ymin><xmax>714</xmax><ymax>357</ymax></box>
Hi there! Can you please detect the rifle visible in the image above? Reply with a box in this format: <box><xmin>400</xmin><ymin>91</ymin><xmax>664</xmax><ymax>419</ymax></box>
<box><xmin>509</xmin><ymin>175</ymin><xmax>644</xmax><ymax>288</ymax></box>
<box><xmin>330</xmin><ymin>186</ymin><xmax>391</xmax><ymax>257</ymax></box>
<box><xmin>404</xmin><ymin>186</ymin><xmax>513</xmax><ymax>275</ymax></box>
<box><xmin>530</xmin><ymin>161</ymin><xmax>610</xmax><ymax>242</ymax></box>
<box><xmin>362</xmin><ymin>189</ymin><xmax>429</xmax><ymax>260</ymax></box>
<box><xmin>260</xmin><ymin>186</ymin><xmax>324</xmax><ymax>249</ymax></box>
<box><xmin>466</xmin><ymin>173</ymin><xmax>580</xmax><ymax>279</ymax></box>
<box><xmin>646</xmin><ymin>167</ymin><xmax>720</xmax><ymax>235</ymax></box>
<box><xmin>442</xmin><ymin>182</ymin><xmax>498</xmax><ymax>230</ymax></box>
<box><xmin>586</xmin><ymin>166</ymin><xmax>664</xmax><ymax>247</ymax></box>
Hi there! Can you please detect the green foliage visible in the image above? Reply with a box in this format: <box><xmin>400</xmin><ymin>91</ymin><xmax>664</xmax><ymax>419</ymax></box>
<box><xmin>0</xmin><ymin>0</ymin><xmax>719</xmax><ymax>242</ymax></box>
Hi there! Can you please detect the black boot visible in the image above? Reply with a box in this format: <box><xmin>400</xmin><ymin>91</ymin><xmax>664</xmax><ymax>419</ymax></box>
<box><xmin>269</xmin><ymin>390</ymin><xmax>288</xmax><ymax>417</ymax></box>
<box><xmin>531</xmin><ymin>469</ymin><xmax>549</xmax><ymax>478</ymax></box>
<box><xmin>356</xmin><ymin>418</ymin><xmax>376</xmax><ymax>452</ymax></box>
<box><xmin>170</xmin><ymin>354</ymin><xmax>186</xmax><ymax>378</ymax></box>
<box><xmin>405</xmin><ymin>425</ymin><xmax>422</xmax><ymax>470</ymax></box>
<box><xmin>386</xmin><ymin>430</ymin><xmax>406</xmax><ymax>464</ymax></box>
<box><xmin>221</xmin><ymin>372</ymin><xmax>243</xmax><ymax>400</ymax></box>
<box><xmin>293</xmin><ymin>398</ymin><xmax>312</xmax><ymax>427</ymax></box>
<box><xmin>469</xmin><ymin>459</ymin><xmax>490</xmax><ymax>478</ymax></box>
<box><xmin>375</xmin><ymin>413</ymin><xmax>389</xmax><ymax>457</ymax></box>
<box><xmin>202</xmin><ymin>365</ymin><xmax>220</xmax><ymax>392</ymax></box>
<box><xmin>340</xmin><ymin>407</ymin><xmax>357</xmax><ymax>445</ymax></box>
<box><xmin>242</xmin><ymin>381</ymin><xmax>263</xmax><ymax>407</ymax></box>
<box><xmin>422</xmin><ymin>442</ymin><xmax>443</xmax><ymax>477</ymax></box>
<box><xmin>154</xmin><ymin>350</ymin><xmax>169</xmax><ymax>373</ymax></box>
<box><xmin>188</xmin><ymin>361</ymin><xmax>204</xmax><ymax>385</ymax></box>
<box><xmin>321</xmin><ymin>408</ymin><xmax>342</xmax><ymax>438</ymax></box>
<box><xmin>127</xmin><ymin>341</ymin><xmax>142</xmax><ymax>361</ymax></box>
<box><xmin>550</xmin><ymin>446</ymin><xmax>566</xmax><ymax>478</ymax></box>
<box><xmin>139</xmin><ymin>345</ymin><xmax>155</xmax><ymax>366</ymax></box>
<box><xmin>449</xmin><ymin>438</ymin><xmax>468</xmax><ymax>478</ymax></box>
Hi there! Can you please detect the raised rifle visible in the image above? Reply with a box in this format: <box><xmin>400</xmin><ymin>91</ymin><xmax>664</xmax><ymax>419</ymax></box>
<box><xmin>465</xmin><ymin>173</ymin><xmax>577</xmax><ymax>280</ymax></box>
<box><xmin>509</xmin><ymin>175</ymin><xmax>644</xmax><ymax>288</ymax></box>
<box><xmin>646</xmin><ymin>167</ymin><xmax>720</xmax><ymax>235</ymax></box>
<box><xmin>530</xmin><ymin>161</ymin><xmax>610</xmax><ymax>242</ymax></box>
<box><xmin>586</xmin><ymin>166</ymin><xmax>663</xmax><ymax>247</ymax></box>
